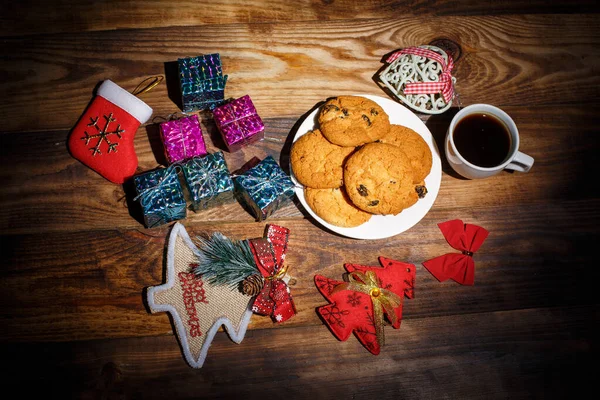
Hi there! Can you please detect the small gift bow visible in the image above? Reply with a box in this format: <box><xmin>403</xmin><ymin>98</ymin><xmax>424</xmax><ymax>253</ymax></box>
<box><xmin>332</xmin><ymin>271</ymin><xmax>403</xmax><ymax>348</ymax></box>
<box><xmin>187</xmin><ymin>156</ymin><xmax>221</xmax><ymax>202</ymax></box>
<box><xmin>422</xmin><ymin>219</ymin><xmax>489</xmax><ymax>285</ymax></box>
<box><xmin>248</xmin><ymin>225</ymin><xmax>296</xmax><ymax>323</ymax></box>
<box><xmin>236</xmin><ymin>157</ymin><xmax>295</xmax><ymax>199</ymax></box>
<box><xmin>172</xmin><ymin>115</ymin><xmax>193</xmax><ymax>160</ymax></box>
<box><xmin>386</xmin><ymin>46</ymin><xmax>455</xmax><ymax>103</ymax></box>
<box><xmin>217</xmin><ymin>95</ymin><xmax>261</xmax><ymax>145</ymax></box>
<box><xmin>221</xmin><ymin>96</ymin><xmax>256</xmax><ymax>125</ymax></box>
<box><xmin>241</xmin><ymin>172</ymin><xmax>293</xmax><ymax>196</ymax></box>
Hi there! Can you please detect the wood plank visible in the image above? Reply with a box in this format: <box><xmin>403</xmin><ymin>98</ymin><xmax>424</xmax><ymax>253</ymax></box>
<box><xmin>2</xmin><ymin>306</ymin><xmax>595</xmax><ymax>398</ymax></box>
<box><xmin>1</xmin><ymin>1</ymin><xmax>598</xmax><ymax>37</ymax></box>
<box><xmin>0</xmin><ymin>105</ymin><xmax>597</xmax><ymax>234</ymax></box>
<box><xmin>1</xmin><ymin>15</ymin><xmax>599</xmax><ymax>132</ymax></box>
<box><xmin>1</xmin><ymin>202</ymin><xmax>597</xmax><ymax>342</ymax></box>
<box><xmin>1</xmin><ymin>2</ymin><xmax>596</xmax><ymax>398</ymax></box>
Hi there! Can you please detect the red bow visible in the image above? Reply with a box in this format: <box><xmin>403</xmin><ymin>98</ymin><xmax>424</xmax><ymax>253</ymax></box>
<box><xmin>386</xmin><ymin>46</ymin><xmax>455</xmax><ymax>103</ymax></box>
<box><xmin>248</xmin><ymin>225</ymin><xmax>296</xmax><ymax>323</ymax></box>
<box><xmin>422</xmin><ymin>219</ymin><xmax>489</xmax><ymax>285</ymax></box>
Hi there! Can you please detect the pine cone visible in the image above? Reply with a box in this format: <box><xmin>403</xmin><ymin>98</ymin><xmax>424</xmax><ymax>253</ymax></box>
<box><xmin>242</xmin><ymin>274</ymin><xmax>264</xmax><ymax>296</ymax></box>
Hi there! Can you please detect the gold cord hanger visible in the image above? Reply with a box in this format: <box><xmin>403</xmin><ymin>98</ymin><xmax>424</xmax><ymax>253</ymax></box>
<box><xmin>132</xmin><ymin>75</ymin><xmax>164</xmax><ymax>96</ymax></box>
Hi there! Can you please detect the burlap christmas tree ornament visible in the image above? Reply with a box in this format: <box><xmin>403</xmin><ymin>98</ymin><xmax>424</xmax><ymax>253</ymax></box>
<box><xmin>147</xmin><ymin>223</ymin><xmax>253</xmax><ymax>368</ymax></box>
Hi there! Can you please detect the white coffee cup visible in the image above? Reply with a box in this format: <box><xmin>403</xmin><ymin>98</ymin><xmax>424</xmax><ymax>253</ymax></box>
<box><xmin>445</xmin><ymin>104</ymin><xmax>534</xmax><ymax>179</ymax></box>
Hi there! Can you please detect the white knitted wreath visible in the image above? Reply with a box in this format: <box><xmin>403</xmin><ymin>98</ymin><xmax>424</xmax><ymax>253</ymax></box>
<box><xmin>379</xmin><ymin>45</ymin><xmax>456</xmax><ymax>114</ymax></box>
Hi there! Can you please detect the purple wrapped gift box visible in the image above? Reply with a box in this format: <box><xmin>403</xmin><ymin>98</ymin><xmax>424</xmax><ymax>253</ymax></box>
<box><xmin>212</xmin><ymin>95</ymin><xmax>265</xmax><ymax>152</ymax></box>
<box><xmin>159</xmin><ymin>114</ymin><xmax>208</xmax><ymax>164</ymax></box>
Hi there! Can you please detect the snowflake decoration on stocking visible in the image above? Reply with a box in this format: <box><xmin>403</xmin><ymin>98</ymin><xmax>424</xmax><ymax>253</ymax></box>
<box><xmin>81</xmin><ymin>113</ymin><xmax>125</xmax><ymax>156</ymax></box>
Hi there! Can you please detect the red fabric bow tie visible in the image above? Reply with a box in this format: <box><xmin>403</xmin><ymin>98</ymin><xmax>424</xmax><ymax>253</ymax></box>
<box><xmin>248</xmin><ymin>225</ymin><xmax>296</xmax><ymax>323</ymax></box>
<box><xmin>422</xmin><ymin>219</ymin><xmax>489</xmax><ymax>285</ymax></box>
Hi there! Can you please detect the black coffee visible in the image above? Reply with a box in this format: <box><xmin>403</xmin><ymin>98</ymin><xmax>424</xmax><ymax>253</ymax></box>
<box><xmin>453</xmin><ymin>113</ymin><xmax>512</xmax><ymax>168</ymax></box>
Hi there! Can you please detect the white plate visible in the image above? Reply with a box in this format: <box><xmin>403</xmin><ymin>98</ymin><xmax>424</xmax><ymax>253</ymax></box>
<box><xmin>290</xmin><ymin>94</ymin><xmax>442</xmax><ymax>240</ymax></box>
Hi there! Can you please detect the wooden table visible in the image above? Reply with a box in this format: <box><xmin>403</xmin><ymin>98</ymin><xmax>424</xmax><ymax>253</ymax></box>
<box><xmin>1</xmin><ymin>1</ymin><xmax>598</xmax><ymax>398</ymax></box>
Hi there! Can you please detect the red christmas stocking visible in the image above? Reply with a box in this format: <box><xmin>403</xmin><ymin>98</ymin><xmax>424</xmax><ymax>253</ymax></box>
<box><xmin>68</xmin><ymin>80</ymin><xmax>153</xmax><ymax>184</ymax></box>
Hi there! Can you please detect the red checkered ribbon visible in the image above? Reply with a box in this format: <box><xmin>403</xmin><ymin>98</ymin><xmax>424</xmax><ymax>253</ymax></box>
<box><xmin>387</xmin><ymin>46</ymin><xmax>455</xmax><ymax>103</ymax></box>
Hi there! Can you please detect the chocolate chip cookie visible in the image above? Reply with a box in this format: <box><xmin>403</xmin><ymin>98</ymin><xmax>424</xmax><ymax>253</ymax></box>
<box><xmin>379</xmin><ymin>124</ymin><xmax>433</xmax><ymax>183</ymax></box>
<box><xmin>318</xmin><ymin>96</ymin><xmax>390</xmax><ymax>147</ymax></box>
<box><xmin>305</xmin><ymin>187</ymin><xmax>372</xmax><ymax>227</ymax></box>
<box><xmin>291</xmin><ymin>129</ymin><xmax>355</xmax><ymax>188</ymax></box>
<box><xmin>344</xmin><ymin>142</ymin><xmax>416</xmax><ymax>215</ymax></box>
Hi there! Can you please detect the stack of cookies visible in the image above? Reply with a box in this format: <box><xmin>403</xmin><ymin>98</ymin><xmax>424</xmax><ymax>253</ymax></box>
<box><xmin>291</xmin><ymin>95</ymin><xmax>432</xmax><ymax>228</ymax></box>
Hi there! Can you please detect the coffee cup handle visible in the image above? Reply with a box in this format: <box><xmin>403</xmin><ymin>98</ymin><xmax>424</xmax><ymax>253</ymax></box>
<box><xmin>505</xmin><ymin>151</ymin><xmax>534</xmax><ymax>173</ymax></box>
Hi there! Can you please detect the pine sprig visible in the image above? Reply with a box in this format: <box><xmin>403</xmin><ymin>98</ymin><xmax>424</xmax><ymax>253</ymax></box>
<box><xmin>192</xmin><ymin>232</ymin><xmax>259</xmax><ymax>288</ymax></box>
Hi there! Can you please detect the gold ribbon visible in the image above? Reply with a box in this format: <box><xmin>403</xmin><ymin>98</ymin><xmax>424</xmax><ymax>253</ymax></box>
<box><xmin>331</xmin><ymin>270</ymin><xmax>403</xmax><ymax>348</ymax></box>
<box><xmin>132</xmin><ymin>75</ymin><xmax>164</xmax><ymax>96</ymax></box>
<box><xmin>265</xmin><ymin>263</ymin><xmax>289</xmax><ymax>281</ymax></box>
